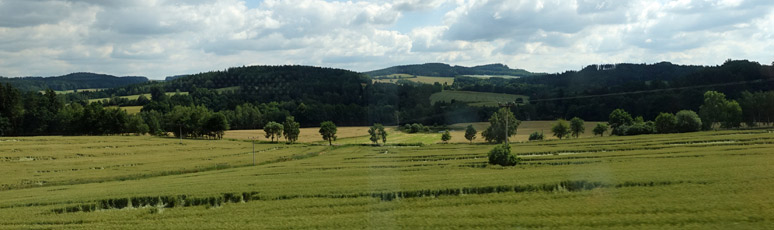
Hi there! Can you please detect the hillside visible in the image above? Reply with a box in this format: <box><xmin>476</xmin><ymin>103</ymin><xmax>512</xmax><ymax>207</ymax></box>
<box><xmin>0</xmin><ymin>72</ymin><xmax>148</xmax><ymax>91</ymax></box>
<box><xmin>364</xmin><ymin>63</ymin><xmax>542</xmax><ymax>78</ymax></box>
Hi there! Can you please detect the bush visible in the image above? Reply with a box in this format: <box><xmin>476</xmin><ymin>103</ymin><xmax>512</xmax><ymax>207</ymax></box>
<box><xmin>676</xmin><ymin>110</ymin><xmax>702</xmax><ymax>133</ymax></box>
<box><xmin>528</xmin><ymin>131</ymin><xmax>544</xmax><ymax>141</ymax></box>
<box><xmin>654</xmin><ymin>112</ymin><xmax>677</xmax><ymax>133</ymax></box>
<box><xmin>488</xmin><ymin>143</ymin><xmax>518</xmax><ymax>166</ymax></box>
<box><xmin>623</xmin><ymin>121</ymin><xmax>656</xmax><ymax>135</ymax></box>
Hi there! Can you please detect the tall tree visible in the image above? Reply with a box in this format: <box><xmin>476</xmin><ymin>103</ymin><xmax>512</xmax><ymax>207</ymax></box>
<box><xmin>481</xmin><ymin>108</ymin><xmax>520</xmax><ymax>143</ymax></box>
<box><xmin>654</xmin><ymin>112</ymin><xmax>677</xmax><ymax>134</ymax></box>
<box><xmin>551</xmin><ymin>119</ymin><xmax>570</xmax><ymax>140</ymax></box>
<box><xmin>283</xmin><ymin>116</ymin><xmax>300</xmax><ymax>143</ymax></box>
<box><xmin>263</xmin><ymin>121</ymin><xmax>283</xmax><ymax>142</ymax></box>
<box><xmin>569</xmin><ymin>117</ymin><xmax>585</xmax><ymax>138</ymax></box>
<box><xmin>319</xmin><ymin>121</ymin><xmax>337</xmax><ymax>146</ymax></box>
<box><xmin>464</xmin><ymin>124</ymin><xmax>477</xmax><ymax>143</ymax></box>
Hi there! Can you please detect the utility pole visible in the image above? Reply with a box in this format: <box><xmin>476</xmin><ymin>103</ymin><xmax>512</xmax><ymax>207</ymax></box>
<box><xmin>179</xmin><ymin>124</ymin><xmax>182</xmax><ymax>145</ymax></box>
<box><xmin>252</xmin><ymin>137</ymin><xmax>256</xmax><ymax>166</ymax></box>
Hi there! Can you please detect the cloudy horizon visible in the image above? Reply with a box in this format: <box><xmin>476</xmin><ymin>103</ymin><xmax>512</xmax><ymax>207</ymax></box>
<box><xmin>1</xmin><ymin>0</ymin><xmax>773</xmax><ymax>79</ymax></box>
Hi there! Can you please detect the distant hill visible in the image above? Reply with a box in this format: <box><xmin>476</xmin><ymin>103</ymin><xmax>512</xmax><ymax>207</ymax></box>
<box><xmin>0</xmin><ymin>72</ymin><xmax>148</xmax><ymax>91</ymax></box>
<box><xmin>364</xmin><ymin>63</ymin><xmax>543</xmax><ymax>78</ymax></box>
<box><xmin>164</xmin><ymin>75</ymin><xmax>188</xmax><ymax>81</ymax></box>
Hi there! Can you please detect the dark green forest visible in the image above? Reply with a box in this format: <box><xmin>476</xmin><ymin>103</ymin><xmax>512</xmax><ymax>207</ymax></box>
<box><xmin>0</xmin><ymin>72</ymin><xmax>148</xmax><ymax>92</ymax></box>
<box><xmin>1</xmin><ymin>60</ymin><xmax>773</xmax><ymax>138</ymax></box>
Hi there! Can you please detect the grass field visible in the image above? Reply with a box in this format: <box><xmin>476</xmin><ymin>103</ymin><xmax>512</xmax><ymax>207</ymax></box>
<box><xmin>1</xmin><ymin>129</ymin><xmax>773</xmax><ymax>228</ymax></box>
<box><xmin>88</xmin><ymin>92</ymin><xmax>189</xmax><ymax>103</ymax></box>
<box><xmin>106</xmin><ymin>106</ymin><xmax>143</xmax><ymax>115</ymax></box>
<box><xmin>430</xmin><ymin>90</ymin><xmax>529</xmax><ymax>107</ymax></box>
<box><xmin>373</xmin><ymin>74</ymin><xmax>455</xmax><ymax>85</ymax></box>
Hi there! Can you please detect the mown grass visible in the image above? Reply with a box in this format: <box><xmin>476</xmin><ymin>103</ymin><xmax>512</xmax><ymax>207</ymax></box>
<box><xmin>0</xmin><ymin>129</ymin><xmax>773</xmax><ymax>228</ymax></box>
<box><xmin>430</xmin><ymin>90</ymin><xmax>529</xmax><ymax>107</ymax></box>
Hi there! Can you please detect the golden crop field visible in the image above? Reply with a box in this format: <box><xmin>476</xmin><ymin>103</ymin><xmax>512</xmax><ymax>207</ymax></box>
<box><xmin>1</xmin><ymin>129</ymin><xmax>773</xmax><ymax>228</ymax></box>
<box><xmin>224</xmin><ymin>121</ymin><xmax>607</xmax><ymax>145</ymax></box>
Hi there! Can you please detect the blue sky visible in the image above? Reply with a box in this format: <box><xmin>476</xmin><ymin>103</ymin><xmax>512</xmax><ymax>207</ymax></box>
<box><xmin>1</xmin><ymin>0</ymin><xmax>773</xmax><ymax>79</ymax></box>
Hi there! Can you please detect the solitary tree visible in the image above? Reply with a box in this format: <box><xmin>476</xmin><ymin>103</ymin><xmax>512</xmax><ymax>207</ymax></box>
<box><xmin>464</xmin><ymin>125</ymin><xmax>477</xmax><ymax>143</ymax></box>
<box><xmin>319</xmin><ymin>121</ymin><xmax>337</xmax><ymax>146</ymax></box>
<box><xmin>441</xmin><ymin>130</ymin><xmax>451</xmax><ymax>143</ymax></box>
<box><xmin>283</xmin><ymin>116</ymin><xmax>300</xmax><ymax>143</ymax></box>
<box><xmin>551</xmin><ymin>119</ymin><xmax>570</xmax><ymax>140</ymax></box>
<box><xmin>481</xmin><ymin>108</ymin><xmax>520</xmax><ymax>143</ymax></box>
<box><xmin>569</xmin><ymin>117</ymin><xmax>585</xmax><ymax>138</ymax></box>
<box><xmin>593</xmin><ymin>123</ymin><xmax>608</xmax><ymax>136</ymax></box>
<box><xmin>264</xmin><ymin>121</ymin><xmax>283</xmax><ymax>142</ymax></box>
<box><xmin>368</xmin><ymin>123</ymin><xmax>387</xmax><ymax>145</ymax></box>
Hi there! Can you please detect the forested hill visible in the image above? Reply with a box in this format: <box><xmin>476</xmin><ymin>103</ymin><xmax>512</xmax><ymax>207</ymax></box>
<box><xmin>453</xmin><ymin>60</ymin><xmax>774</xmax><ymax>121</ymax></box>
<box><xmin>364</xmin><ymin>63</ymin><xmax>542</xmax><ymax>77</ymax></box>
<box><xmin>0</xmin><ymin>72</ymin><xmax>148</xmax><ymax>91</ymax></box>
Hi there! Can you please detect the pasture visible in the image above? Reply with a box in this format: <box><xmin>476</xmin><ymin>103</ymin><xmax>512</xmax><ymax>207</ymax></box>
<box><xmin>373</xmin><ymin>74</ymin><xmax>455</xmax><ymax>85</ymax></box>
<box><xmin>430</xmin><ymin>90</ymin><xmax>529</xmax><ymax>107</ymax></box>
<box><xmin>88</xmin><ymin>92</ymin><xmax>189</xmax><ymax>103</ymax></box>
<box><xmin>1</xmin><ymin>129</ymin><xmax>773</xmax><ymax>228</ymax></box>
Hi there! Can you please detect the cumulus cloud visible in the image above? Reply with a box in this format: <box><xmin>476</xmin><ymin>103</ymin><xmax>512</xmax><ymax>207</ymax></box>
<box><xmin>0</xmin><ymin>0</ymin><xmax>773</xmax><ymax>78</ymax></box>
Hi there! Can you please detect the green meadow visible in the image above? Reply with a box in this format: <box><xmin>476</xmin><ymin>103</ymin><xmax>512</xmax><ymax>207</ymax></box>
<box><xmin>1</xmin><ymin>129</ymin><xmax>773</xmax><ymax>229</ymax></box>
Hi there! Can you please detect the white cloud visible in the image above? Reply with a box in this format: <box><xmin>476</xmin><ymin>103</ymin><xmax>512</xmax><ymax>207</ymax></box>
<box><xmin>0</xmin><ymin>0</ymin><xmax>773</xmax><ymax>78</ymax></box>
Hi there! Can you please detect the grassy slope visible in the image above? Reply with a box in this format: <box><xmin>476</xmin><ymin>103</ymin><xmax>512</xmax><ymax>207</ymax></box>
<box><xmin>1</xmin><ymin>130</ymin><xmax>773</xmax><ymax>228</ymax></box>
<box><xmin>430</xmin><ymin>90</ymin><xmax>529</xmax><ymax>107</ymax></box>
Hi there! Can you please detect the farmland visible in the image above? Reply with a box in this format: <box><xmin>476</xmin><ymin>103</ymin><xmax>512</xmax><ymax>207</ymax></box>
<box><xmin>221</xmin><ymin>121</ymin><xmax>606</xmax><ymax>145</ymax></box>
<box><xmin>430</xmin><ymin>90</ymin><xmax>529</xmax><ymax>107</ymax></box>
<box><xmin>88</xmin><ymin>92</ymin><xmax>189</xmax><ymax>103</ymax></box>
<box><xmin>1</xmin><ymin>129</ymin><xmax>773</xmax><ymax>228</ymax></box>
<box><xmin>373</xmin><ymin>74</ymin><xmax>455</xmax><ymax>85</ymax></box>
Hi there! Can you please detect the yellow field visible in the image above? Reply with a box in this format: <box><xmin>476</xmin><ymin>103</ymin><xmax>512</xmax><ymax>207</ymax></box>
<box><xmin>224</xmin><ymin>121</ymin><xmax>608</xmax><ymax>144</ymax></box>
<box><xmin>224</xmin><ymin>126</ymin><xmax>373</xmax><ymax>143</ymax></box>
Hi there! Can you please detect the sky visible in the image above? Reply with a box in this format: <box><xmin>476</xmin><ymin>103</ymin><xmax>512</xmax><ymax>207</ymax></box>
<box><xmin>0</xmin><ymin>0</ymin><xmax>773</xmax><ymax>79</ymax></box>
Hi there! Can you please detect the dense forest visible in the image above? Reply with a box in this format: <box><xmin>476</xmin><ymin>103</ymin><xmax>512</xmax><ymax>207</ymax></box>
<box><xmin>364</xmin><ymin>63</ymin><xmax>542</xmax><ymax>77</ymax></box>
<box><xmin>2</xmin><ymin>60</ymin><xmax>773</xmax><ymax>138</ymax></box>
<box><xmin>453</xmin><ymin>60</ymin><xmax>774</xmax><ymax>121</ymax></box>
<box><xmin>0</xmin><ymin>72</ymin><xmax>148</xmax><ymax>91</ymax></box>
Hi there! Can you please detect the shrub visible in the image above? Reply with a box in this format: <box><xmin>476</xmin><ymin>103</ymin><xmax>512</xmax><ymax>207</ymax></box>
<box><xmin>488</xmin><ymin>143</ymin><xmax>518</xmax><ymax>166</ymax></box>
<box><xmin>676</xmin><ymin>110</ymin><xmax>702</xmax><ymax>133</ymax></box>
<box><xmin>528</xmin><ymin>131</ymin><xmax>544</xmax><ymax>141</ymax></box>
<box><xmin>654</xmin><ymin>112</ymin><xmax>678</xmax><ymax>133</ymax></box>
<box><xmin>623</xmin><ymin>121</ymin><xmax>656</xmax><ymax>135</ymax></box>
<box><xmin>441</xmin><ymin>130</ymin><xmax>451</xmax><ymax>143</ymax></box>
